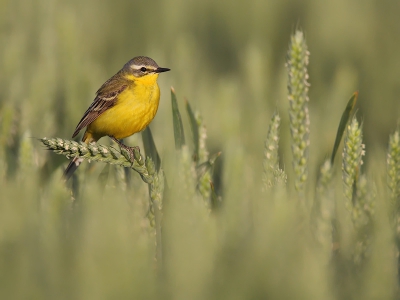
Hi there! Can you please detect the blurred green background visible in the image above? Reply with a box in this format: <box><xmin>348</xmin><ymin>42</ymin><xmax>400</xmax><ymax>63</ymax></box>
<box><xmin>2</xmin><ymin>0</ymin><xmax>400</xmax><ymax>158</ymax></box>
<box><xmin>1</xmin><ymin>0</ymin><xmax>400</xmax><ymax>299</ymax></box>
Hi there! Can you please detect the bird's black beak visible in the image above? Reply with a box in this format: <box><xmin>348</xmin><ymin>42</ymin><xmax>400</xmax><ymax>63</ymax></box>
<box><xmin>155</xmin><ymin>67</ymin><xmax>171</xmax><ymax>73</ymax></box>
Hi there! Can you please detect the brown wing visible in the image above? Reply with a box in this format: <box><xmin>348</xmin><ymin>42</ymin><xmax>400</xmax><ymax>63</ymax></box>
<box><xmin>72</xmin><ymin>73</ymin><xmax>129</xmax><ymax>138</ymax></box>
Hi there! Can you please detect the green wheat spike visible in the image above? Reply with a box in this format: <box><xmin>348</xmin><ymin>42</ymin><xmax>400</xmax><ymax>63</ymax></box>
<box><xmin>341</xmin><ymin>117</ymin><xmax>375</xmax><ymax>266</ymax></box>
<box><xmin>342</xmin><ymin>117</ymin><xmax>365</xmax><ymax>221</ymax></box>
<box><xmin>263</xmin><ymin>111</ymin><xmax>286</xmax><ymax>189</ymax></box>
<box><xmin>387</xmin><ymin>127</ymin><xmax>400</xmax><ymax>231</ymax></box>
<box><xmin>342</xmin><ymin>117</ymin><xmax>374</xmax><ymax>265</ymax></box>
<box><xmin>388</xmin><ymin>128</ymin><xmax>400</xmax><ymax>203</ymax></box>
<box><xmin>179</xmin><ymin>145</ymin><xmax>197</xmax><ymax>202</ymax></box>
<box><xmin>41</xmin><ymin>137</ymin><xmax>164</xmax><ymax>227</ymax></box>
<box><xmin>352</xmin><ymin>173</ymin><xmax>375</xmax><ymax>265</ymax></box>
<box><xmin>198</xmin><ymin>171</ymin><xmax>211</xmax><ymax>206</ymax></box>
<box><xmin>195</xmin><ymin>111</ymin><xmax>214</xmax><ymax>204</ymax></box>
<box><xmin>40</xmin><ymin>137</ymin><xmax>153</xmax><ymax>182</ymax></box>
<box><xmin>286</xmin><ymin>30</ymin><xmax>310</xmax><ymax>193</ymax></box>
<box><xmin>186</xmin><ymin>101</ymin><xmax>217</xmax><ymax>205</ymax></box>
<box><xmin>196</xmin><ymin>112</ymin><xmax>209</xmax><ymax>164</ymax></box>
<box><xmin>196</xmin><ymin>152</ymin><xmax>221</xmax><ymax>208</ymax></box>
<box><xmin>145</xmin><ymin>156</ymin><xmax>164</xmax><ymax>227</ymax></box>
<box><xmin>353</xmin><ymin>173</ymin><xmax>375</xmax><ymax>228</ymax></box>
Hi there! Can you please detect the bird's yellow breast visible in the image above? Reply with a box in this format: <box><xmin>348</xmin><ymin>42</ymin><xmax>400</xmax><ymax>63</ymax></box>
<box><xmin>87</xmin><ymin>74</ymin><xmax>160</xmax><ymax>140</ymax></box>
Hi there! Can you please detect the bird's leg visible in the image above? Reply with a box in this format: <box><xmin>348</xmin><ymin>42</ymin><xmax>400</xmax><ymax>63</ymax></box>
<box><xmin>109</xmin><ymin>136</ymin><xmax>140</xmax><ymax>163</ymax></box>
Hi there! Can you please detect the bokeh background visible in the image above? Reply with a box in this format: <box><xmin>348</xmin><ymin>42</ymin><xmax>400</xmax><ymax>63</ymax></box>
<box><xmin>1</xmin><ymin>0</ymin><xmax>400</xmax><ymax>299</ymax></box>
<box><xmin>2</xmin><ymin>0</ymin><xmax>400</xmax><ymax>162</ymax></box>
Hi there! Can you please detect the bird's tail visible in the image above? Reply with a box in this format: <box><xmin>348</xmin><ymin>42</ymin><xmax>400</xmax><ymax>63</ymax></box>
<box><xmin>63</xmin><ymin>157</ymin><xmax>84</xmax><ymax>181</ymax></box>
<box><xmin>63</xmin><ymin>131</ymin><xmax>95</xmax><ymax>181</ymax></box>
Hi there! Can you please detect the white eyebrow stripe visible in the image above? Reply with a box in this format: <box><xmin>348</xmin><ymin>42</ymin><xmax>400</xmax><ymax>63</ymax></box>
<box><xmin>131</xmin><ymin>64</ymin><xmax>157</xmax><ymax>70</ymax></box>
<box><xmin>131</xmin><ymin>65</ymin><xmax>146</xmax><ymax>70</ymax></box>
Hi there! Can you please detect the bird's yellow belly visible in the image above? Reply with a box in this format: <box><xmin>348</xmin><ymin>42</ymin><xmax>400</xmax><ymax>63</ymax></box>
<box><xmin>87</xmin><ymin>84</ymin><xmax>160</xmax><ymax>140</ymax></box>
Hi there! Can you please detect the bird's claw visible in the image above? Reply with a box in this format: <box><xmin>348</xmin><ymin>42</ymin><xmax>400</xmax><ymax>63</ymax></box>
<box><xmin>109</xmin><ymin>136</ymin><xmax>141</xmax><ymax>164</ymax></box>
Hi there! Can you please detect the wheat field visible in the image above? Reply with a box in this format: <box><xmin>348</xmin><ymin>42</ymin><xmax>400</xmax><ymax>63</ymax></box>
<box><xmin>1</xmin><ymin>0</ymin><xmax>400</xmax><ymax>299</ymax></box>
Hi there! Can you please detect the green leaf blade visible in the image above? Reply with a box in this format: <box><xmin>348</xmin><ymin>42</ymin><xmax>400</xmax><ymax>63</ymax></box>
<box><xmin>142</xmin><ymin>127</ymin><xmax>161</xmax><ymax>172</ymax></box>
<box><xmin>185</xmin><ymin>98</ymin><xmax>199</xmax><ymax>162</ymax></box>
<box><xmin>171</xmin><ymin>87</ymin><xmax>185</xmax><ymax>150</ymax></box>
<box><xmin>331</xmin><ymin>91</ymin><xmax>358</xmax><ymax>164</ymax></box>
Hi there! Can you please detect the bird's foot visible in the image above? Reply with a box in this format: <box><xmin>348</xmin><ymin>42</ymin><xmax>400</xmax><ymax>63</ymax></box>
<box><xmin>109</xmin><ymin>136</ymin><xmax>141</xmax><ymax>163</ymax></box>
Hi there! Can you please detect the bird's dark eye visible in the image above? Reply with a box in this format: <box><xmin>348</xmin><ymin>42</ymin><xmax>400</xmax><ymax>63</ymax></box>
<box><xmin>140</xmin><ymin>67</ymin><xmax>147</xmax><ymax>72</ymax></box>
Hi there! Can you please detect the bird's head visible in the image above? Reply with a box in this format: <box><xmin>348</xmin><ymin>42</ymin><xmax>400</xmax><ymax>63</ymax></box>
<box><xmin>124</xmin><ymin>56</ymin><xmax>170</xmax><ymax>83</ymax></box>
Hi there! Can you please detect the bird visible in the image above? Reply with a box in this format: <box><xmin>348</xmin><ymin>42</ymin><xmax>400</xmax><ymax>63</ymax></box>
<box><xmin>63</xmin><ymin>56</ymin><xmax>170</xmax><ymax>180</ymax></box>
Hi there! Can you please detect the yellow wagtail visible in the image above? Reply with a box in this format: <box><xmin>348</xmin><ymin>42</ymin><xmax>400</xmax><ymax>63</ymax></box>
<box><xmin>63</xmin><ymin>56</ymin><xmax>170</xmax><ymax>180</ymax></box>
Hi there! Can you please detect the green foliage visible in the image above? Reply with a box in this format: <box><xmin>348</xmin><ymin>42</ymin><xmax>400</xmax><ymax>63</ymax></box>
<box><xmin>1</xmin><ymin>3</ymin><xmax>400</xmax><ymax>297</ymax></box>
<box><xmin>41</xmin><ymin>136</ymin><xmax>164</xmax><ymax>227</ymax></box>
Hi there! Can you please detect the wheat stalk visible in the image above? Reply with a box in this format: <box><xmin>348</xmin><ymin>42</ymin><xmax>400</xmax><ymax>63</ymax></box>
<box><xmin>286</xmin><ymin>30</ymin><xmax>310</xmax><ymax>194</ymax></box>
